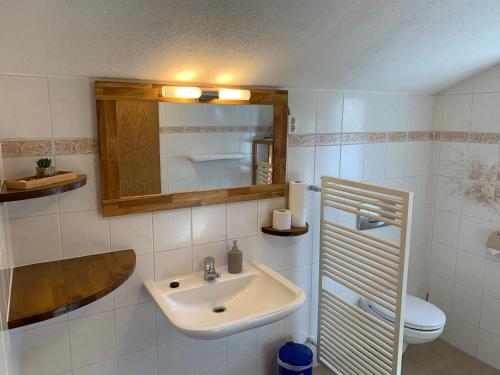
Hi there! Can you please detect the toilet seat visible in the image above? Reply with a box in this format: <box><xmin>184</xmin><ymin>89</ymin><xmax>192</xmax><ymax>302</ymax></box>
<box><xmin>364</xmin><ymin>295</ymin><xmax>446</xmax><ymax>331</ymax></box>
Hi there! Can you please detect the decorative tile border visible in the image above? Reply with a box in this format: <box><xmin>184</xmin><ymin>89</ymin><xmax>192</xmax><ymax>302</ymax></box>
<box><xmin>469</xmin><ymin>132</ymin><xmax>500</xmax><ymax>144</ymax></box>
<box><xmin>387</xmin><ymin>132</ymin><xmax>408</xmax><ymax>142</ymax></box>
<box><xmin>365</xmin><ymin>132</ymin><xmax>387</xmax><ymax>143</ymax></box>
<box><xmin>54</xmin><ymin>139</ymin><xmax>98</xmax><ymax>155</ymax></box>
<box><xmin>315</xmin><ymin>133</ymin><xmax>342</xmax><ymax>146</ymax></box>
<box><xmin>288</xmin><ymin>131</ymin><xmax>500</xmax><ymax>147</ymax></box>
<box><xmin>342</xmin><ymin>133</ymin><xmax>367</xmax><ymax>145</ymax></box>
<box><xmin>434</xmin><ymin>131</ymin><xmax>469</xmax><ymax>142</ymax></box>
<box><xmin>1</xmin><ymin>138</ymin><xmax>98</xmax><ymax>158</ymax></box>
<box><xmin>162</xmin><ymin>126</ymin><xmax>185</xmax><ymax>133</ymax></box>
<box><xmin>1</xmin><ymin>140</ymin><xmax>53</xmax><ymax>158</ymax></box>
<box><xmin>3</xmin><ymin>130</ymin><xmax>499</xmax><ymax>157</ymax></box>
<box><xmin>288</xmin><ymin>134</ymin><xmax>316</xmax><ymax>147</ymax></box>
<box><xmin>289</xmin><ymin>131</ymin><xmax>411</xmax><ymax>147</ymax></box>
<box><xmin>160</xmin><ymin>126</ymin><xmax>272</xmax><ymax>134</ymax></box>
<box><xmin>408</xmin><ymin>131</ymin><xmax>434</xmax><ymax>142</ymax></box>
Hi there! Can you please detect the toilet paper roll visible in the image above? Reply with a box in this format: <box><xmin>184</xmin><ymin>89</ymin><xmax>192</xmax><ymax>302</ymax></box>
<box><xmin>288</xmin><ymin>181</ymin><xmax>308</xmax><ymax>227</ymax></box>
<box><xmin>488</xmin><ymin>248</ymin><xmax>500</xmax><ymax>257</ymax></box>
<box><xmin>487</xmin><ymin>232</ymin><xmax>500</xmax><ymax>257</ymax></box>
<box><xmin>272</xmin><ymin>209</ymin><xmax>292</xmax><ymax>231</ymax></box>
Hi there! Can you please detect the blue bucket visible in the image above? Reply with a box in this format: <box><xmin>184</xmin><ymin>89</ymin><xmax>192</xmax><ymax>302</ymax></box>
<box><xmin>278</xmin><ymin>342</ymin><xmax>313</xmax><ymax>375</ymax></box>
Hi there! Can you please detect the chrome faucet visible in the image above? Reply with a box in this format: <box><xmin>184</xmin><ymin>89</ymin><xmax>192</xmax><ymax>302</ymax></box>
<box><xmin>204</xmin><ymin>256</ymin><xmax>221</xmax><ymax>281</ymax></box>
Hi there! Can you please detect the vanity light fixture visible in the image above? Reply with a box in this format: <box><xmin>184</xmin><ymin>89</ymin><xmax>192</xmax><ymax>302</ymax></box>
<box><xmin>161</xmin><ymin>86</ymin><xmax>202</xmax><ymax>99</ymax></box>
<box><xmin>199</xmin><ymin>88</ymin><xmax>251</xmax><ymax>101</ymax></box>
<box><xmin>161</xmin><ymin>86</ymin><xmax>251</xmax><ymax>101</ymax></box>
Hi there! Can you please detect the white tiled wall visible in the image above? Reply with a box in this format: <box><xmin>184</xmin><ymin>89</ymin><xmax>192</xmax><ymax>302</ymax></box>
<box><xmin>0</xmin><ymin>73</ymin><xmax>315</xmax><ymax>375</ymax></box>
<box><xmin>1</xmin><ymin>72</ymin><xmax>481</xmax><ymax>374</ymax></box>
<box><xmin>288</xmin><ymin>89</ymin><xmax>437</xmax><ymax>345</ymax></box>
<box><xmin>429</xmin><ymin>64</ymin><xmax>500</xmax><ymax>368</ymax></box>
<box><xmin>5</xmin><ymin>197</ymin><xmax>316</xmax><ymax>375</ymax></box>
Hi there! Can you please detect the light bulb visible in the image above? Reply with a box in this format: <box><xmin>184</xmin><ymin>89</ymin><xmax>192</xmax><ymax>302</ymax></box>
<box><xmin>162</xmin><ymin>86</ymin><xmax>202</xmax><ymax>99</ymax></box>
<box><xmin>218</xmin><ymin>89</ymin><xmax>251</xmax><ymax>101</ymax></box>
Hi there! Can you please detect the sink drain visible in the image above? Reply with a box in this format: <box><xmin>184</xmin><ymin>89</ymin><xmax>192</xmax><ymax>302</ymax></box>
<box><xmin>212</xmin><ymin>306</ymin><xmax>226</xmax><ymax>313</ymax></box>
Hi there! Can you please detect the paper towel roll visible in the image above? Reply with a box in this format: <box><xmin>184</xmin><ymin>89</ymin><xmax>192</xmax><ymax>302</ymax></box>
<box><xmin>289</xmin><ymin>181</ymin><xmax>308</xmax><ymax>227</ymax></box>
<box><xmin>272</xmin><ymin>209</ymin><xmax>292</xmax><ymax>230</ymax></box>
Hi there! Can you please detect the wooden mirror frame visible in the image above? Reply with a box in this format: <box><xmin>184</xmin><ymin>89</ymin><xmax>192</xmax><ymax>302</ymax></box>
<box><xmin>96</xmin><ymin>81</ymin><xmax>288</xmax><ymax>217</ymax></box>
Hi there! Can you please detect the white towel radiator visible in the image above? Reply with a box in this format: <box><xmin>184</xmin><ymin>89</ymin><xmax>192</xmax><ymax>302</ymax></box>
<box><xmin>317</xmin><ymin>177</ymin><xmax>413</xmax><ymax>375</ymax></box>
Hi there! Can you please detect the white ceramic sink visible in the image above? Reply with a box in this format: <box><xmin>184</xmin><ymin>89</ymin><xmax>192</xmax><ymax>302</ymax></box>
<box><xmin>145</xmin><ymin>261</ymin><xmax>305</xmax><ymax>339</ymax></box>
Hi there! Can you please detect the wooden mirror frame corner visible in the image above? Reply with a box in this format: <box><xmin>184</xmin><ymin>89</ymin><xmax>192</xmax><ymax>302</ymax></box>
<box><xmin>95</xmin><ymin>81</ymin><xmax>288</xmax><ymax>216</ymax></box>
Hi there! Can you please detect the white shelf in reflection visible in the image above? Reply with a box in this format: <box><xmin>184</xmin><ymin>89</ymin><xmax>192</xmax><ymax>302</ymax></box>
<box><xmin>188</xmin><ymin>153</ymin><xmax>246</xmax><ymax>162</ymax></box>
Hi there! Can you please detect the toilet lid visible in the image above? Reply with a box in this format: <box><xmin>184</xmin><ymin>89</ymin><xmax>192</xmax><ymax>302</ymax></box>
<box><xmin>369</xmin><ymin>295</ymin><xmax>446</xmax><ymax>331</ymax></box>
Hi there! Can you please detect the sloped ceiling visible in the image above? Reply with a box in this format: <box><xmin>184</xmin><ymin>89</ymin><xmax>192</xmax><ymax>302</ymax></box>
<box><xmin>2</xmin><ymin>0</ymin><xmax>500</xmax><ymax>93</ymax></box>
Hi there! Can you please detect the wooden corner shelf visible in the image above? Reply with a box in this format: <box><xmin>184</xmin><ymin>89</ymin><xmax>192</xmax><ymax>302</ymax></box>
<box><xmin>8</xmin><ymin>249</ymin><xmax>136</xmax><ymax>329</ymax></box>
<box><xmin>261</xmin><ymin>223</ymin><xmax>309</xmax><ymax>237</ymax></box>
<box><xmin>0</xmin><ymin>174</ymin><xmax>87</xmax><ymax>203</ymax></box>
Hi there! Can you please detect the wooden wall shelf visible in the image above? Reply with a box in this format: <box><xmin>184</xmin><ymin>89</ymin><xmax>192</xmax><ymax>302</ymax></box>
<box><xmin>8</xmin><ymin>250</ymin><xmax>136</xmax><ymax>329</ymax></box>
<box><xmin>0</xmin><ymin>174</ymin><xmax>87</xmax><ymax>203</ymax></box>
<box><xmin>261</xmin><ymin>223</ymin><xmax>309</xmax><ymax>237</ymax></box>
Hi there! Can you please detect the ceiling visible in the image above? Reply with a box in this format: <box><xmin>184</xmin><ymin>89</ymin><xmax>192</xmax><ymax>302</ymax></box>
<box><xmin>2</xmin><ymin>0</ymin><xmax>500</xmax><ymax>93</ymax></box>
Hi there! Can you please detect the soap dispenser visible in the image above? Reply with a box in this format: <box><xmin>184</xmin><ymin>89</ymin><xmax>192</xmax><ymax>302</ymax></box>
<box><xmin>228</xmin><ymin>240</ymin><xmax>243</xmax><ymax>274</ymax></box>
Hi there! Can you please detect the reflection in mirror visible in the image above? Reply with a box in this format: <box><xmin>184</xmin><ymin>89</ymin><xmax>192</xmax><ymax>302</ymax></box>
<box><xmin>159</xmin><ymin>103</ymin><xmax>274</xmax><ymax>193</ymax></box>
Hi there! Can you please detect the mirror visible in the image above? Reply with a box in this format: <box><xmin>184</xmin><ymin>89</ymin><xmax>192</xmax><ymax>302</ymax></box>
<box><xmin>159</xmin><ymin>103</ymin><xmax>274</xmax><ymax>193</ymax></box>
<box><xmin>96</xmin><ymin>81</ymin><xmax>288</xmax><ymax>216</ymax></box>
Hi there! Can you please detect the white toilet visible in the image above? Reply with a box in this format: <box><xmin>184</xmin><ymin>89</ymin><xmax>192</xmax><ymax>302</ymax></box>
<box><xmin>359</xmin><ymin>294</ymin><xmax>446</xmax><ymax>352</ymax></box>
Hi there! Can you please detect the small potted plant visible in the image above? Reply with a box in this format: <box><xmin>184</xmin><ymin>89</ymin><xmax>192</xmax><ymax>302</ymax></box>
<box><xmin>36</xmin><ymin>158</ymin><xmax>55</xmax><ymax>178</ymax></box>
